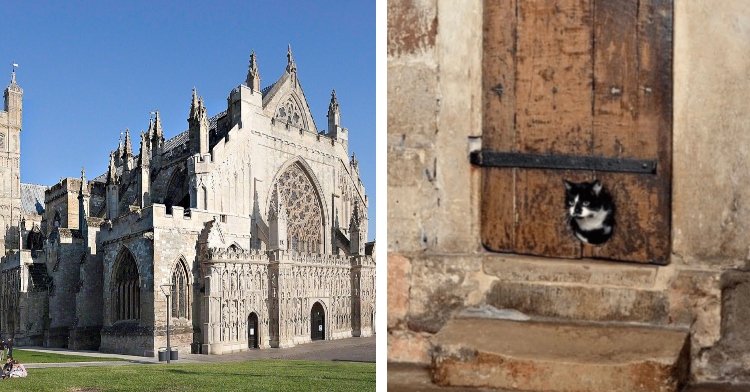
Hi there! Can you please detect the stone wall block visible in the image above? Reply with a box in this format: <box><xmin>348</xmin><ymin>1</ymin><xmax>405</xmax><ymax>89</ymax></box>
<box><xmin>387</xmin><ymin>148</ymin><xmax>428</xmax><ymax>188</ymax></box>
<box><xmin>388</xmin><ymin>329</ymin><xmax>431</xmax><ymax>364</ymax></box>
<box><xmin>697</xmin><ymin>270</ymin><xmax>750</xmax><ymax>382</ymax></box>
<box><xmin>387</xmin><ymin>253</ymin><xmax>411</xmax><ymax>329</ymax></box>
<box><xmin>387</xmin><ymin>63</ymin><xmax>439</xmax><ymax>149</ymax></box>
<box><xmin>387</xmin><ymin>177</ymin><xmax>439</xmax><ymax>253</ymax></box>
<box><xmin>672</xmin><ymin>0</ymin><xmax>750</xmax><ymax>263</ymax></box>
<box><xmin>427</xmin><ymin>0</ymin><xmax>483</xmax><ymax>254</ymax></box>
<box><xmin>387</xmin><ymin>0</ymin><xmax>438</xmax><ymax>57</ymax></box>
<box><xmin>407</xmin><ymin>255</ymin><xmax>481</xmax><ymax>334</ymax></box>
<box><xmin>667</xmin><ymin>270</ymin><xmax>721</xmax><ymax>348</ymax></box>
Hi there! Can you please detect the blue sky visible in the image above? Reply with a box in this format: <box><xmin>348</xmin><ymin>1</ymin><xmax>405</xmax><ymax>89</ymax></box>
<box><xmin>1</xmin><ymin>0</ymin><xmax>376</xmax><ymax>241</ymax></box>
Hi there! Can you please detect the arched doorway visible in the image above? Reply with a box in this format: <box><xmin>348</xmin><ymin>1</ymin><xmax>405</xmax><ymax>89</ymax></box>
<box><xmin>248</xmin><ymin>312</ymin><xmax>259</xmax><ymax>349</ymax></box>
<box><xmin>311</xmin><ymin>302</ymin><xmax>325</xmax><ymax>341</ymax></box>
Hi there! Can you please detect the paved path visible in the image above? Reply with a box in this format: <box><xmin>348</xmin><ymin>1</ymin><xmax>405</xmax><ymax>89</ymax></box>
<box><xmin>19</xmin><ymin>336</ymin><xmax>375</xmax><ymax>369</ymax></box>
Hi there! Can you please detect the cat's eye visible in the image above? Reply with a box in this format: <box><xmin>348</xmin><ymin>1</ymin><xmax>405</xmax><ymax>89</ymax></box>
<box><xmin>568</xmin><ymin>200</ymin><xmax>575</xmax><ymax>206</ymax></box>
<box><xmin>582</xmin><ymin>201</ymin><xmax>590</xmax><ymax>206</ymax></box>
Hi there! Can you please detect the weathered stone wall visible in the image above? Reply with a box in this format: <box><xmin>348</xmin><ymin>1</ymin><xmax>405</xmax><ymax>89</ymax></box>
<box><xmin>152</xmin><ymin>204</ymin><xmax>205</xmax><ymax>355</ymax></box>
<box><xmin>43</xmin><ymin>178</ymin><xmax>82</xmax><ymax>232</ymax></box>
<box><xmin>45</xmin><ymin>232</ymin><xmax>84</xmax><ymax>347</ymax></box>
<box><xmin>387</xmin><ymin>0</ymin><xmax>750</xmax><ymax>383</ymax></box>
<box><xmin>99</xmin><ymin>207</ymin><xmax>155</xmax><ymax>356</ymax></box>
<box><xmin>70</xmin><ymin>222</ymin><xmax>103</xmax><ymax>350</ymax></box>
<box><xmin>387</xmin><ymin>0</ymin><xmax>482</xmax><ymax>364</ymax></box>
<box><xmin>670</xmin><ymin>0</ymin><xmax>750</xmax><ymax>381</ymax></box>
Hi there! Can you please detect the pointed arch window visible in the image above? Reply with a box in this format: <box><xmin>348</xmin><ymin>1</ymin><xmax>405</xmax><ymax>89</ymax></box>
<box><xmin>112</xmin><ymin>250</ymin><xmax>140</xmax><ymax>322</ymax></box>
<box><xmin>171</xmin><ymin>259</ymin><xmax>190</xmax><ymax>319</ymax></box>
<box><xmin>269</xmin><ymin>162</ymin><xmax>323</xmax><ymax>253</ymax></box>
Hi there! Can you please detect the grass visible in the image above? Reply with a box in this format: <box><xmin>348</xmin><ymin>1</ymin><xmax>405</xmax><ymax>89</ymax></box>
<box><xmin>2</xmin><ymin>360</ymin><xmax>375</xmax><ymax>391</ymax></box>
<box><xmin>10</xmin><ymin>350</ymin><xmax>125</xmax><ymax>364</ymax></box>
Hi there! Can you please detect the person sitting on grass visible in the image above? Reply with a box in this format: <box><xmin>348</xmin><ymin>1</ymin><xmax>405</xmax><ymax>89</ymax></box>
<box><xmin>8</xmin><ymin>360</ymin><xmax>26</xmax><ymax>378</ymax></box>
<box><xmin>1</xmin><ymin>357</ymin><xmax>11</xmax><ymax>379</ymax></box>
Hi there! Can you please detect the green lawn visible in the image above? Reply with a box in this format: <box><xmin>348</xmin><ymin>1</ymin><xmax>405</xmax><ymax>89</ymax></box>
<box><xmin>10</xmin><ymin>349</ymin><xmax>125</xmax><ymax>364</ymax></box>
<box><xmin>3</xmin><ymin>360</ymin><xmax>375</xmax><ymax>391</ymax></box>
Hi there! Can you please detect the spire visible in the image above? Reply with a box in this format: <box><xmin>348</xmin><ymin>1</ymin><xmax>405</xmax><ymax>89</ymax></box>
<box><xmin>151</xmin><ymin>110</ymin><xmax>164</xmax><ymax>155</ymax></box>
<box><xmin>190</xmin><ymin>88</ymin><xmax>199</xmax><ymax>118</ymax></box>
<box><xmin>188</xmin><ymin>88</ymin><xmax>209</xmax><ymax>155</ymax></box>
<box><xmin>147</xmin><ymin>117</ymin><xmax>155</xmax><ymax>138</ymax></box>
<box><xmin>107</xmin><ymin>151</ymin><xmax>117</xmax><ymax>185</ymax></box>
<box><xmin>106</xmin><ymin>151</ymin><xmax>120</xmax><ymax>220</ymax></box>
<box><xmin>154</xmin><ymin>110</ymin><xmax>163</xmax><ymax>140</ymax></box>
<box><xmin>79</xmin><ymin>167</ymin><xmax>88</xmax><ymax>195</ymax></box>
<box><xmin>78</xmin><ymin>167</ymin><xmax>90</xmax><ymax>233</ymax></box>
<box><xmin>115</xmin><ymin>133</ymin><xmax>124</xmax><ymax>166</ymax></box>
<box><xmin>329</xmin><ymin>89</ymin><xmax>339</xmax><ymax>112</ymax></box>
<box><xmin>123</xmin><ymin>128</ymin><xmax>133</xmax><ymax>156</ymax></box>
<box><xmin>286</xmin><ymin>44</ymin><xmax>297</xmax><ymax>76</ymax></box>
<box><xmin>328</xmin><ymin>89</ymin><xmax>342</xmax><ymax>137</ymax></box>
<box><xmin>138</xmin><ymin>131</ymin><xmax>151</xmax><ymax>207</ymax></box>
<box><xmin>4</xmin><ymin>67</ymin><xmax>22</xmax><ymax>127</ymax></box>
<box><xmin>139</xmin><ymin>129</ymin><xmax>151</xmax><ymax>163</ymax></box>
<box><xmin>246</xmin><ymin>50</ymin><xmax>261</xmax><ymax>91</ymax></box>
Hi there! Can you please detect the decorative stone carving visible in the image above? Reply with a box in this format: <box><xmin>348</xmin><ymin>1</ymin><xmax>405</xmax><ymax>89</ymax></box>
<box><xmin>270</xmin><ymin>163</ymin><xmax>323</xmax><ymax>253</ymax></box>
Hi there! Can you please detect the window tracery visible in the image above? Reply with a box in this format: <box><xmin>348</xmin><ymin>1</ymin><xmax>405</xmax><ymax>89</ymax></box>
<box><xmin>277</xmin><ymin>98</ymin><xmax>303</xmax><ymax>127</ymax></box>
<box><xmin>270</xmin><ymin>163</ymin><xmax>323</xmax><ymax>253</ymax></box>
<box><xmin>171</xmin><ymin>258</ymin><xmax>190</xmax><ymax>319</ymax></box>
<box><xmin>112</xmin><ymin>250</ymin><xmax>140</xmax><ymax>322</ymax></box>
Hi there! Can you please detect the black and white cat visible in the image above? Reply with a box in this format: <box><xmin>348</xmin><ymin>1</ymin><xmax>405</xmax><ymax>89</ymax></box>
<box><xmin>563</xmin><ymin>179</ymin><xmax>615</xmax><ymax>245</ymax></box>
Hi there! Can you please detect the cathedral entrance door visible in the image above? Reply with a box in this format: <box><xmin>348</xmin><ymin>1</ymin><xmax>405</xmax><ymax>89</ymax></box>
<box><xmin>311</xmin><ymin>302</ymin><xmax>325</xmax><ymax>341</ymax></box>
<box><xmin>248</xmin><ymin>313</ymin><xmax>259</xmax><ymax>349</ymax></box>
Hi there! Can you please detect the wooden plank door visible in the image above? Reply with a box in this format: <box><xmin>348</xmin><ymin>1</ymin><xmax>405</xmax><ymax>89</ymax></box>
<box><xmin>481</xmin><ymin>0</ymin><xmax>672</xmax><ymax>264</ymax></box>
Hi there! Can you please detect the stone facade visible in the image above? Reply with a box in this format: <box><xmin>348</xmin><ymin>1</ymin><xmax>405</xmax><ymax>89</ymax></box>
<box><xmin>0</xmin><ymin>46</ymin><xmax>375</xmax><ymax>357</ymax></box>
<box><xmin>388</xmin><ymin>0</ymin><xmax>750</xmax><ymax>385</ymax></box>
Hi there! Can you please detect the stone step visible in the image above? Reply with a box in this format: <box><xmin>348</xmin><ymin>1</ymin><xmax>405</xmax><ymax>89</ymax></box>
<box><xmin>388</xmin><ymin>362</ymin><xmax>739</xmax><ymax>392</ymax></box>
<box><xmin>486</xmin><ymin>280</ymin><xmax>670</xmax><ymax>324</ymax></box>
<box><xmin>482</xmin><ymin>255</ymin><xmax>670</xmax><ymax>325</ymax></box>
<box><xmin>483</xmin><ymin>255</ymin><xmax>659</xmax><ymax>289</ymax></box>
<box><xmin>431</xmin><ymin>318</ymin><xmax>690</xmax><ymax>392</ymax></box>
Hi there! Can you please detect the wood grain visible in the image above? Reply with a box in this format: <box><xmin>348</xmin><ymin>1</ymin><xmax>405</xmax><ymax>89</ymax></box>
<box><xmin>483</xmin><ymin>0</ymin><xmax>517</xmax><ymax>152</ymax></box>
<box><xmin>481</xmin><ymin>168</ymin><xmax>516</xmax><ymax>252</ymax></box>
<box><xmin>480</xmin><ymin>0</ymin><xmax>673</xmax><ymax>264</ymax></box>
<box><xmin>515</xmin><ymin>0</ymin><xmax>593</xmax><ymax>155</ymax></box>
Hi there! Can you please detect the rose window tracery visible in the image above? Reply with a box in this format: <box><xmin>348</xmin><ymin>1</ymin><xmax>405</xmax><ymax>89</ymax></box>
<box><xmin>270</xmin><ymin>163</ymin><xmax>322</xmax><ymax>253</ymax></box>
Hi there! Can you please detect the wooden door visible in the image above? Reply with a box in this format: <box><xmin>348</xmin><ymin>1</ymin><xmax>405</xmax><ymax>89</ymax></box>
<box><xmin>480</xmin><ymin>0</ymin><xmax>672</xmax><ymax>264</ymax></box>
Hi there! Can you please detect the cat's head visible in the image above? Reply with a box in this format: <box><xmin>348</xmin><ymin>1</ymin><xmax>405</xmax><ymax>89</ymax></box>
<box><xmin>563</xmin><ymin>179</ymin><xmax>604</xmax><ymax>218</ymax></box>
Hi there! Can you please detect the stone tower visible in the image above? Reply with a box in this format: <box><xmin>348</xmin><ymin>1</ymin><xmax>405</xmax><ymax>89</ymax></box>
<box><xmin>0</xmin><ymin>70</ymin><xmax>22</xmax><ymax>254</ymax></box>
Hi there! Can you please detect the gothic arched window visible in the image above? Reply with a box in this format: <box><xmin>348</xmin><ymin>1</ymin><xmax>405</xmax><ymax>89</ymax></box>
<box><xmin>276</xmin><ymin>97</ymin><xmax>305</xmax><ymax>129</ymax></box>
<box><xmin>111</xmin><ymin>249</ymin><xmax>140</xmax><ymax>322</ymax></box>
<box><xmin>269</xmin><ymin>162</ymin><xmax>323</xmax><ymax>253</ymax></box>
<box><xmin>171</xmin><ymin>258</ymin><xmax>190</xmax><ymax>319</ymax></box>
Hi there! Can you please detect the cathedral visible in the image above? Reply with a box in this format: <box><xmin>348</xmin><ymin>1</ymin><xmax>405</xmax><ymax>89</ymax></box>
<box><xmin>0</xmin><ymin>46</ymin><xmax>375</xmax><ymax>356</ymax></box>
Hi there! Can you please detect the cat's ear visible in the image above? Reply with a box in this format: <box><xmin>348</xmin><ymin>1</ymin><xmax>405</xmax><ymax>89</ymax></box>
<box><xmin>562</xmin><ymin>179</ymin><xmax>573</xmax><ymax>191</ymax></box>
<box><xmin>592</xmin><ymin>180</ymin><xmax>603</xmax><ymax>195</ymax></box>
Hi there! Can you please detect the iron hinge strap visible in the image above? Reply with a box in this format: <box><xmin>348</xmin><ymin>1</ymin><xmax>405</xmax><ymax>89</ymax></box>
<box><xmin>470</xmin><ymin>150</ymin><xmax>657</xmax><ymax>174</ymax></box>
